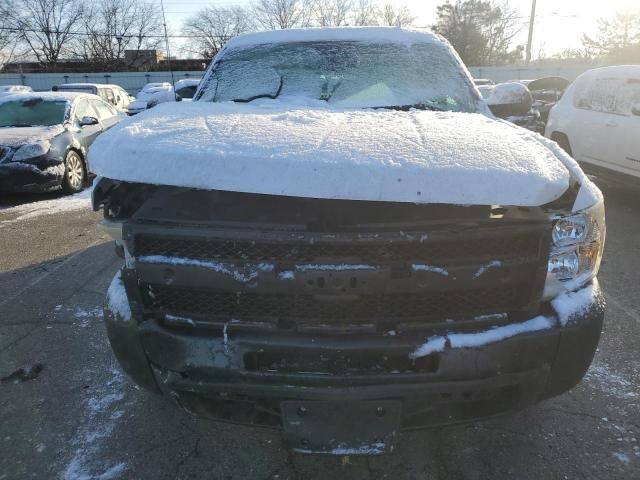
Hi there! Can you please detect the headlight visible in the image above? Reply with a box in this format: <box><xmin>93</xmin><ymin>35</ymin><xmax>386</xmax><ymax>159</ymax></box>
<box><xmin>543</xmin><ymin>199</ymin><xmax>605</xmax><ymax>299</ymax></box>
<box><xmin>12</xmin><ymin>142</ymin><xmax>50</xmax><ymax>162</ymax></box>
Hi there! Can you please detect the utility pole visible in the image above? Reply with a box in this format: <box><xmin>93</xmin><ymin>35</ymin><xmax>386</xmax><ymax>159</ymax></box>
<box><xmin>525</xmin><ymin>0</ymin><xmax>537</xmax><ymax>64</ymax></box>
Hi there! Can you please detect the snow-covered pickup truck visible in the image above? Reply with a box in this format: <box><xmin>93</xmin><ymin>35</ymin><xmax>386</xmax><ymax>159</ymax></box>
<box><xmin>90</xmin><ymin>28</ymin><xmax>606</xmax><ymax>455</ymax></box>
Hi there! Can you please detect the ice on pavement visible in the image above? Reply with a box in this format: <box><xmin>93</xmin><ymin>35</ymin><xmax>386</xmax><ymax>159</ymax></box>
<box><xmin>89</xmin><ymin>102</ymin><xmax>571</xmax><ymax>207</ymax></box>
<box><xmin>61</xmin><ymin>369</ymin><xmax>128</xmax><ymax>480</ymax></box>
<box><xmin>410</xmin><ymin>280</ymin><xmax>601</xmax><ymax>359</ymax></box>
<box><xmin>0</xmin><ymin>187</ymin><xmax>92</xmax><ymax>228</ymax></box>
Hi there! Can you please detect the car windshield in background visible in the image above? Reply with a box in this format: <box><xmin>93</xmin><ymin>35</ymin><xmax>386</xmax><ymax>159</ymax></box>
<box><xmin>0</xmin><ymin>98</ymin><xmax>67</xmax><ymax>127</ymax></box>
<box><xmin>198</xmin><ymin>41</ymin><xmax>477</xmax><ymax>112</ymax></box>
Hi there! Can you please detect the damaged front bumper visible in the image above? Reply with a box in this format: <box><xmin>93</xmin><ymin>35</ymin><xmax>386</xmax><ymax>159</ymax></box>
<box><xmin>0</xmin><ymin>161</ymin><xmax>64</xmax><ymax>193</ymax></box>
<box><xmin>104</xmin><ymin>267</ymin><xmax>604</xmax><ymax>453</ymax></box>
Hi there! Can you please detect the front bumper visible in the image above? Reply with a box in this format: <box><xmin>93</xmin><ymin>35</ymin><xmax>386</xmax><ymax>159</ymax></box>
<box><xmin>0</xmin><ymin>161</ymin><xmax>63</xmax><ymax>193</ymax></box>
<box><xmin>105</xmin><ymin>268</ymin><xmax>605</xmax><ymax>437</ymax></box>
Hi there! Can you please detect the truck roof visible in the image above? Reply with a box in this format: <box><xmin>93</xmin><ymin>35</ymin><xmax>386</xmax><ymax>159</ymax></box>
<box><xmin>223</xmin><ymin>27</ymin><xmax>443</xmax><ymax>53</ymax></box>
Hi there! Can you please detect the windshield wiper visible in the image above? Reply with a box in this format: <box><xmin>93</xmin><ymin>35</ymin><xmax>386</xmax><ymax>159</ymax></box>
<box><xmin>1</xmin><ymin>124</ymin><xmax>34</xmax><ymax>127</ymax></box>
<box><xmin>233</xmin><ymin>75</ymin><xmax>284</xmax><ymax>103</ymax></box>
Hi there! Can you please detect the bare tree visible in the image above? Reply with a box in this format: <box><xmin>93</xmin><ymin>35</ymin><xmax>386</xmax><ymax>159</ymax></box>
<box><xmin>433</xmin><ymin>0</ymin><xmax>522</xmax><ymax>65</ymax></box>
<box><xmin>582</xmin><ymin>9</ymin><xmax>640</xmax><ymax>61</ymax></box>
<box><xmin>310</xmin><ymin>0</ymin><xmax>353</xmax><ymax>27</ymax></box>
<box><xmin>184</xmin><ymin>6</ymin><xmax>253</xmax><ymax>58</ymax></box>
<box><xmin>76</xmin><ymin>0</ymin><xmax>163</xmax><ymax>70</ymax></box>
<box><xmin>0</xmin><ymin>14</ymin><xmax>18</xmax><ymax>68</ymax></box>
<box><xmin>351</xmin><ymin>0</ymin><xmax>380</xmax><ymax>26</ymax></box>
<box><xmin>5</xmin><ymin>0</ymin><xmax>84</xmax><ymax>69</ymax></box>
<box><xmin>252</xmin><ymin>0</ymin><xmax>312</xmax><ymax>30</ymax></box>
<box><xmin>380</xmin><ymin>3</ymin><xmax>416</xmax><ymax>27</ymax></box>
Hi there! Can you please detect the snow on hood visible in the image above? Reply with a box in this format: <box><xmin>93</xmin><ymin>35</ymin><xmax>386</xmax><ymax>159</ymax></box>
<box><xmin>0</xmin><ymin>125</ymin><xmax>65</xmax><ymax>147</ymax></box>
<box><xmin>89</xmin><ymin>101</ymin><xmax>572</xmax><ymax>207</ymax></box>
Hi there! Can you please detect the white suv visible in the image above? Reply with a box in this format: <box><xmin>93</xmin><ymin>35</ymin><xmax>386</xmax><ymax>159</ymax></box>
<box><xmin>546</xmin><ymin>65</ymin><xmax>640</xmax><ymax>179</ymax></box>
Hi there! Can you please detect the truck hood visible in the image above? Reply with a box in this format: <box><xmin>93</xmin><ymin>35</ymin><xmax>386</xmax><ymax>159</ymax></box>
<box><xmin>89</xmin><ymin>102</ymin><xmax>572</xmax><ymax>207</ymax></box>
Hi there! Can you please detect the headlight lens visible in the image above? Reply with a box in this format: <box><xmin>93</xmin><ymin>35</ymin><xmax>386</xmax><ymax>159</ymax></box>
<box><xmin>543</xmin><ymin>199</ymin><xmax>605</xmax><ymax>299</ymax></box>
<box><xmin>12</xmin><ymin>142</ymin><xmax>50</xmax><ymax>162</ymax></box>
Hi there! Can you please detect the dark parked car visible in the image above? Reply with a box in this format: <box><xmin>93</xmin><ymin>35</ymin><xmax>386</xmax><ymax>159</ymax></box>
<box><xmin>0</xmin><ymin>92</ymin><xmax>122</xmax><ymax>194</ymax></box>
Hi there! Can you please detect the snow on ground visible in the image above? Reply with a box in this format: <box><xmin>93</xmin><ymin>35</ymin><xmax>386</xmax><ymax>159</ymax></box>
<box><xmin>89</xmin><ymin>102</ymin><xmax>570</xmax><ymax>207</ymax></box>
<box><xmin>72</xmin><ymin>306</ymin><xmax>103</xmax><ymax>328</ymax></box>
<box><xmin>584</xmin><ymin>361</ymin><xmax>640</xmax><ymax>400</ymax></box>
<box><xmin>61</xmin><ymin>368</ymin><xmax>129</xmax><ymax>480</ymax></box>
<box><xmin>0</xmin><ymin>187</ymin><xmax>92</xmax><ymax>228</ymax></box>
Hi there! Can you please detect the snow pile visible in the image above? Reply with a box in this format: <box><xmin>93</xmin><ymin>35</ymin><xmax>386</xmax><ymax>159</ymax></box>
<box><xmin>410</xmin><ymin>281</ymin><xmax>600</xmax><ymax>359</ymax></box>
<box><xmin>106</xmin><ymin>271</ymin><xmax>132</xmax><ymax>323</ymax></box>
<box><xmin>89</xmin><ymin>102</ymin><xmax>570</xmax><ymax>207</ymax></box>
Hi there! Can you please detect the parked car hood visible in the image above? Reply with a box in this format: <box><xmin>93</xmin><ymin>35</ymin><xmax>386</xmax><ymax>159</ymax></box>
<box><xmin>0</xmin><ymin>125</ymin><xmax>64</xmax><ymax>147</ymax></box>
<box><xmin>89</xmin><ymin>102</ymin><xmax>573</xmax><ymax>207</ymax></box>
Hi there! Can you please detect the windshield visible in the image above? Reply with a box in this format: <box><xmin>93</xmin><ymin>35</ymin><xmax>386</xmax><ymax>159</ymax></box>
<box><xmin>197</xmin><ymin>41</ymin><xmax>478</xmax><ymax>112</ymax></box>
<box><xmin>0</xmin><ymin>98</ymin><xmax>68</xmax><ymax>127</ymax></box>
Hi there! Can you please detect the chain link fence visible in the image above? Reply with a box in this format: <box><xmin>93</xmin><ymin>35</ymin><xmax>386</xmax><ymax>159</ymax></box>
<box><xmin>0</xmin><ymin>64</ymin><xmax>598</xmax><ymax>95</ymax></box>
<box><xmin>0</xmin><ymin>71</ymin><xmax>204</xmax><ymax>95</ymax></box>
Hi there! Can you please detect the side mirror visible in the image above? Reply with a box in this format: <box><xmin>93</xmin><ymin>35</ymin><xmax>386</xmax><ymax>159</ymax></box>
<box><xmin>79</xmin><ymin>116</ymin><xmax>99</xmax><ymax>127</ymax></box>
<box><xmin>632</xmin><ymin>105</ymin><xmax>640</xmax><ymax>116</ymax></box>
<box><xmin>175</xmin><ymin>95</ymin><xmax>183</xmax><ymax>102</ymax></box>
<box><xmin>486</xmin><ymin>82</ymin><xmax>533</xmax><ymax>119</ymax></box>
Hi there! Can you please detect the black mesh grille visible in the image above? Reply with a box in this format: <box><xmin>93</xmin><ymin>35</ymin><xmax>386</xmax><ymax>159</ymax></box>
<box><xmin>147</xmin><ymin>285</ymin><xmax>529</xmax><ymax>325</ymax></box>
<box><xmin>135</xmin><ymin>234</ymin><xmax>541</xmax><ymax>264</ymax></box>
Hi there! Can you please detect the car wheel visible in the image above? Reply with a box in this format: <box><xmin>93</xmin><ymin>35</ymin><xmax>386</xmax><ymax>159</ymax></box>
<box><xmin>62</xmin><ymin>150</ymin><xmax>86</xmax><ymax>194</ymax></box>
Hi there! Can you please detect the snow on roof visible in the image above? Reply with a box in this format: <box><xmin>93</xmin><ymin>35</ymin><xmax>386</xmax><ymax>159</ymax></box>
<box><xmin>0</xmin><ymin>91</ymin><xmax>85</xmax><ymax>104</ymax></box>
<box><xmin>89</xmin><ymin>101</ymin><xmax>571</xmax><ymax>207</ymax></box>
<box><xmin>56</xmin><ymin>83</ymin><xmax>124</xmax><ymax>89</ymax></box>
<box><xmin>223</xmin><ymin>27</ymin><xmax>443</xmax><ymax>52</ymax></box>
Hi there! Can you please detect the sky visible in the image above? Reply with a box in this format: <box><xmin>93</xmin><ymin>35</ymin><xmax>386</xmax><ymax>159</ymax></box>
<box><xmin>161</xmin><ymin>0</ymin><xmax>638</xmax><ymax>58</ymax></box>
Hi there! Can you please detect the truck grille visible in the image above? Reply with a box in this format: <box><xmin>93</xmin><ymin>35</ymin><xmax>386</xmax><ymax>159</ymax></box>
<box><xmin>130</xmin><ymin>200</ymin><xmax>551</xmax><ymax>333</ymax></box>
<box><xmin>135</xmin><ymin>234</ymin><xmax>541</xmax><ymax>264</ymax></box>
<box><xmin>146</xmin><ymin>284</ymin><xmax>530</xmax><ymax>329</ymax></box>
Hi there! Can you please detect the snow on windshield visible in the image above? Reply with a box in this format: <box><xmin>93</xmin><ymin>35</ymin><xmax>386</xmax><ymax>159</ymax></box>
<box><xmin>197</xmin><ymin>41</ymin><xmax>478</xmax><ymax>112</ymax></box>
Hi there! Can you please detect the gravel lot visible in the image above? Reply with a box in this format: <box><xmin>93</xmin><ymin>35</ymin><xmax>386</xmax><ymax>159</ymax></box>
<box><xmin>0</xmin><ymin>175</ymin><xmax>638</xmax><ymax>480</ymax></box>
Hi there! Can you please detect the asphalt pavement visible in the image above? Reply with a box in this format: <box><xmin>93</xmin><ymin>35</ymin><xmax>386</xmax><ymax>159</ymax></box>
<box><xmin>0</xmin><ymin>176</ymin><xmax>638</xmax><ymax>480</ymax></box>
